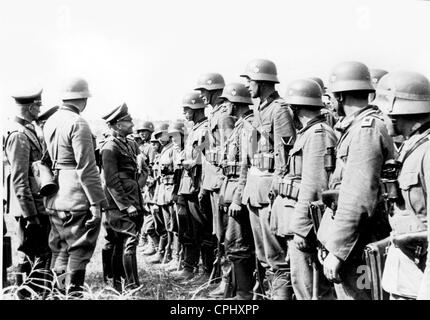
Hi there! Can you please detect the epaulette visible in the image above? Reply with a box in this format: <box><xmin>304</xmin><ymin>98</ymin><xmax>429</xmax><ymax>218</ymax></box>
<box><xmin>361</xmin><ymin>116</ymin><xmax>375</xmax><ymax>128</ymax></box>
<box><xmin>314</xmin><ymin>123</ymin><xmax>324</xmax><ymax>133</ymax></box>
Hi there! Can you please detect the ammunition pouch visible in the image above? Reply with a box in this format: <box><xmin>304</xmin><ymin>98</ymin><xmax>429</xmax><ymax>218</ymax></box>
<box><xmin>31</xmin><ymin>160</ymin><xmax>59</xmax><ymax>197</ymax></box>
<box><xmin>222</xmin><ymin>162</ymin><xmax>240</xmax><ymax>178</ymax></box>
<box><xmin>160</xmin><ymin>164</ymin><xmax>174</xmax><ymax>176</ymax></box>
<box><xmin>252</xmin><ymin>153</ymin><xmax>274</xmax><ymax>172</ymax></box>
<box><xmin>206</xmin><ymin>150</ymin><xmax>220</xmax><ymax>166</ymax></box>
<box><xmin>278</xmin><ymin>178</ymin><xmax>300</xmax><ymax>201</ymax></box>
<box><xmin>161</xmin><ymin>175</ymin><xmax>175</xmax><ymax>185</ymax></box>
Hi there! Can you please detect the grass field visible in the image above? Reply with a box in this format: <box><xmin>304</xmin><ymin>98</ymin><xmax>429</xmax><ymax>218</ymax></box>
<box><xmin>2</xmin><ymin>214</ymin><xmax>222</xmax><ymax>300</ymax></box>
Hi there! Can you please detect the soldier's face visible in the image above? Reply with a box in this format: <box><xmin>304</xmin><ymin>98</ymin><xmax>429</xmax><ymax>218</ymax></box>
<box><xmin>117</xmin><ymin>120</ymin><xmax>134</xmax><ymax>135</ymax></box>
<box><xmin>245</xmin><ymin>78</ymin><xmax>259</xmax><ymax>99</ymax></box>
<box><xmin>199</xmin><ymin>89</ymin><xmax>211</xmax><ymax>105</ymax></box>
<box><xmin>183</xmin><ymin>107</ymin><xmax>194</xmax><ymax>121</ymax></box>
<box><xmin>222</xmin><ymin>100</ymin><xmax>234</xmax><ymax>116</ymax></box>
<box><xmin>28</xmin><ymin>102</ymin><xmax>41</xmax><ymax>121</ymax></box>
<box><xmin>139</xmin><ymin>130</ymin><xmax>151</xmax><ymax>141</ymax></box>
<box><xmin>171</xmin><ymin>132</ymin><xmax>182</xmax><ymax>147</ymax></box>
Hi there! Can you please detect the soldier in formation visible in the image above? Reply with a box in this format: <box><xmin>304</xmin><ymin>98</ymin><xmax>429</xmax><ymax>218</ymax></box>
<box><xmin>4</xmin><ymin>58</ymin><xmax>430</xmax><ymax>302</ymax></box>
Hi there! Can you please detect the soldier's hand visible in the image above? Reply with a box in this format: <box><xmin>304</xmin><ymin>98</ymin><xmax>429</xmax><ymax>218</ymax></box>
<box><xmin>293</xmin><ymin>234</ymin><xmax>309</xmax><ymax>252</ymax></box>
<box><xmin>86</xmin><ymin>205</ymin><xmax>102</xmax><ymax>228</ymax></box>
<box><xmin>126</xmin><ymin>205</ymin><xmax>139</xmax><ymax>217</ymax></box>
<box><xmin>25</xmin><ymin>215</ymin><xmax>41</xmax><ymax>228</ymax></box>
<box><xmin>323</xmin><ymin>252</ymin><xmax>342</xmax><ymax>283</ymax></box>
<box><xmin>182</xmin><ymin>160</ymin><xmax>192</xmax><ymax>170</ymax></box>
<box><xmin>228</xmin><ymin>203</ymin><xmax>242</xmax><ymax>218</ymax></box>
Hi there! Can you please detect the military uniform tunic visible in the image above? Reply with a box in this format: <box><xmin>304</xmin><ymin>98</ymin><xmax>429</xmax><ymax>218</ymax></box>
<box><xmin>4</xmin><ymin>117</ymin><xmax>51</xmax><ymax>260</ymax></box>
<box><xmin>43</xmin><ymin>104</ymin><xmax>106</xmax><ymax>272</ymax></box>
<box><xmin>382</xmin><ymin>127</ymin><xmax>430</xmax><ymax>299</ymax></box>
<box><xmin>100</xmin><ymin>134</ymin><xmax>144</xmax><ymax>254</ymax></box>
<box><xmin>317</xmin><ymin>105</ymin><xmax>395</xmax><ymax>300</ymax></box>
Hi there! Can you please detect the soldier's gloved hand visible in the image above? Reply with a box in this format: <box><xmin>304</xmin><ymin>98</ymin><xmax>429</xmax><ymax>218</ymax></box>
<box><xmin>323</xmin><ymin>252</ymin><xmax>342</xmax><ymax>284</ymax></box>
<box><xmin>25</xmin><ymin>215</ymin><xmax>41</xmax><ymax>229</ymax></box>
<box><xmin>86</xmin><ymin>205</ymin><xmax>102</xmax><ymax>228</ymax></box>
<box><xmin>228</xmin><ymin>203</ymin><xmax>242</xmax><ymax>218</ymax></box>
<box><xmin>126</xmin><ymin>205</ymin><xmax>139</xmax><ymax>217</ymax></box>
<box><xmin>293</xmin><ymin>234</ymin><xmax>310</xmax><ymax>252</ymax></box>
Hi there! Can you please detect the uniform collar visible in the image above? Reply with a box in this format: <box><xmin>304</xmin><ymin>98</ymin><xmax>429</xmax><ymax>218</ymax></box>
<box><xmin>258</xmin><ymin>91</ymin><xmax>280</xmax><ymax>111</ymax></box>
<box><xmin>210</xmin><ymin>102</ymin><xmax>224</xmax><ymax>115</ymax></box>
<box><xmin>14</xmin><ymin>116</ymin><xmax>33</xmax><ymax>128</ymax></box>
<box><xmin>297</xmin><ymin>114</ymin><xmax>326</xmax><ymax>134</ymax></box>
<box><xmin>334</xmin><ymin>105</ymin><xmax>378</xmax><ymax>133</ymax></box>
<box><xmin>61</xmin><ymin>103</ymin><xmax>80</xmax><ymax>114</ymax></box>
<box><xmin>235</xmin><ymin>110</ymin><xmax>253</xmax><ymax>128</ymax></box>
<box><xmin>192</xmin><ymin>117</ymin><xmax>208</xmax><ymax>130</ymax></box>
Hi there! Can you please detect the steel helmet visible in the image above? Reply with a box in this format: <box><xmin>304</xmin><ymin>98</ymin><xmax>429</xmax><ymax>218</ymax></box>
<box><xmin>240</xmin><ymin>59</ymin><xmax>279</xmax><ymax>83</ymax></box>
<box><xmin>308</xmin><ymin>77</ymin><xmax>326</xmax><ymax>93</ymax></box>
<box><xmin>370</xmin><ymin>69</ymin><xmax>388</xmax><ymax>87</ymax></box>
<box><xmin>372</xmin><ymin>73</ymin><xmax>392</xmax><ymax>112</ymax></box>
<box><xmin>328</xmin><ymin>61</ymin><xmax>374</xmax><ymax>93</ymax></box>
<box><xmin>137</xmin><ymin>121</ymin><xmax>155</xmax><ymax>133</ymax></box>
<box><xmin>182</xmin><ymin>91</ymin><xmax>206</xmax><ymax>109</ymax></box>
<box><xmin>285</xmin><ymin>79</ymin><xmax>324</xmax><ymax>107</ymax></box>
<box><xmin>379</xmin><ymin>71</ymin><xmax>430</xmax><ymax>115</ymax></box>
<box><xmin>219</xmin><ymin>83</ymin><xmax>253</xmax><ymax>105</ymax></box>
<box><xmin>153</xmin><ymin>122</ymin><xmax>169</xmax><ymax>136</ymax></box>
<box><xmin>168</xmin><ymin>121</ymin><xmax>185</xmax><ymax>135</ymax></box>
<box><xmin>194</xmin><ymin>73</ymin><xmax>225</xmax><ymax>91</ymax></box>
<box><xmin>61</xmin><ymin>77</ymin><xmax>91</xmax><ymax>100</ymax></box>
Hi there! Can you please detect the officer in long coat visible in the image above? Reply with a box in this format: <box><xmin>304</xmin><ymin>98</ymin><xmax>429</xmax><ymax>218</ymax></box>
<box><xmin>100</xmin><ymin>103</ymin><xmax>144</xmax><ymax>291</ymax></box>
<box><xmin>4</xmin><ymin>88</ymin><xmax>51</xmax><ymax>298</ymax></box>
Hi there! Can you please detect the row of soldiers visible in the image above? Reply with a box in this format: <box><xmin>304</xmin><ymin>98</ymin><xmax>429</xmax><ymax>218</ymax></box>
<box><xmin>2</xmin><ymin>58</ymin><xmax>430</xmax><ymax>300</ymax></box>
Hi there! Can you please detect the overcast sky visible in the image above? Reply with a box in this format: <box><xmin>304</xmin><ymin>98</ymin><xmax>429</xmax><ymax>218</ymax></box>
<box><xmin>1</xmin><ymin>0</ymin><xmax>430</xmax><ymax>121</ymax></box>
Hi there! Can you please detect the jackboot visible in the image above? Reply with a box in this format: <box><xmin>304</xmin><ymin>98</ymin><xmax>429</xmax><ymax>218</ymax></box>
<box><xmin>102</xmin><ymin>248</ymin><xmax>114</xmax><ymax>283</ymax></box>
<box><xmin>271</xmin><ymin>269</ymin><xmax>294</xmax><ymax>300</ymax></box>
<box><xmin>171</xmin><ymin>268</ymin><xmax>195</xmax><ymax>282</ymax></box>
<box><xmin>143</xmin><ymin>235</ymin><xmax>158</xmax><ymax>256</ymax></box>
<box><xmin>227</xmin><ymin>259</ymin><xmax>254</xmax><ymax>300</ymax></box>
<box><xmin>162</xmin><ymin>248</ymin><xmax>172</xmax><ymax>264</ymax></box>
<box><xmin>209</xmin><ymin>260</ymin><xmax>232</xmax><ymax>297</ymax></box>
<box><xmin>16</xmin><ymin>262</ymin><xmax>32</xmax><ymax>300</ymax></box>
<box><xmin>68</xmin><ymin>269</ymin><xmax>86</xmax><ymax>299</ymax></box>
<box><xmin>123</xmin><ymin>253</ymin><xmax>140</xmax><ymax>290</ymax></box>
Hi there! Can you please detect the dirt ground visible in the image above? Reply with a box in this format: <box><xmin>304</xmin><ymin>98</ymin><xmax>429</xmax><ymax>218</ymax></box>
<box><xmin>3</xmin><ymin>213</ymin><xmax>223</xmax><ymax>300</ymax></box>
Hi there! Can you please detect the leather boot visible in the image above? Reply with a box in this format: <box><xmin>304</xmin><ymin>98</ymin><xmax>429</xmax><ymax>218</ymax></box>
<box><xmin>171</xmin><ymin>268</ymin><xmax>195</xmax><ymax>282</ymax></box>
<box><xmin>102</xmin><ymin>248</ymin><xmax>114</xmax><ymax>283</ymax></box>
<box><xmin>271</xmin><ymin>270</ymin><xmax>294</xmax><ymax>300</ymax></box>
<box><xmin>123</xmin><ymin>253</ymin><xmax>140</xmax><ymax>290</ymax></box>
<box><xmin>143</xmin><ymin>236</ymin><xmax>158</xmax><ymax>256</ymax></box>
<box><xmin>16</xmin><ymin>262</ymin><xmax>32</xmax><ymax>300</ymax></box>
<box><xmin>228</xmin><ymin>259</ymin><xmax>254</xmax><ymax>300</ymax></box>
<box><xmin>68</xmin><ymin>269</ymin><xmax>86</xmax><ymax>299</ymax></box>
<box><xmin>209</xmin><ymin>260</ymin><xmax>232</xmax><ymax>297</ymax></box>
<box><xmin>162</xmin><ymin>248</ymin><xmax>172</xmax><ymax>264</ymax></box>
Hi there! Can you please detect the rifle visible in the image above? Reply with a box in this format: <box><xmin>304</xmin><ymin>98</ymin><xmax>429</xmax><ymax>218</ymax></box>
<box><xmin>252</xmin><ymin>256</ymin><xmax>266</xmax><ymax>300</ymax></box>
<box><xmin>307</xmin><ymin>146</ymin><xmax>337</xmax><ymax>299</ymax></box>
